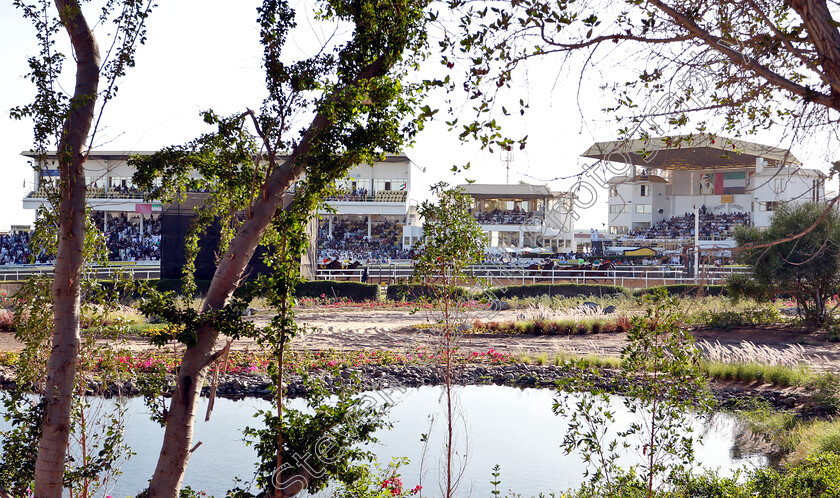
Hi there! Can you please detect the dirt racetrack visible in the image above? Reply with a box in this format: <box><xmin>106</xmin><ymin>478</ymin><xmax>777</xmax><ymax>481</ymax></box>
<box><xmin>0</xmin><ymin>308</ymin><xmax>838</xmax><ymax>371</ymax></box>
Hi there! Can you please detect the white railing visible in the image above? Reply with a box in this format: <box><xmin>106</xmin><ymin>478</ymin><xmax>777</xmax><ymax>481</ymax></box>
<box><xmin>316</xmin><ymin>263</ymin><xmax>749</xmax><ymax>286</ymax></box>
<box><xmin>0</xmin><ymin>263</ymin><xmax>160</xmax><ymax>282</ymax></box>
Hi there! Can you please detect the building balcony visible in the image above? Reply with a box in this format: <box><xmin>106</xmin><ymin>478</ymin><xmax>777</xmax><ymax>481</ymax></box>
<box><xmin>324</xmin><ymin>190</ymin><xmax>407</xmax><ymax>203</ymax></box>
<box><xmin>474</xmin><ymin>212</ymin><xmax>545</xmax><ymax>225</ymax></box>
<box><xmin>26</xmin><ymin>187</ymin><xmax>150</xmax><ymax>200</ymax></box>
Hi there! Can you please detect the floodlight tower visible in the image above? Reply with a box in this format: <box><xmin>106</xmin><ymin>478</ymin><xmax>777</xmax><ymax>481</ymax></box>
<box><xmin>501</xmin><ymin>149</ymin><xmax>514</xmax><ymax>184</ymax></box>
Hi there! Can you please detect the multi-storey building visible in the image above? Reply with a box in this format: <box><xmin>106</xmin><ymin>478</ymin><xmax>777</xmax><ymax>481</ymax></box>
<box><xmin>457</xmin><ymin>183</ymin><xmax>576</xmax><ymax>254</ymax></box>
<box><xmin>582</xmin><ymin>136</ymin><xmax>826</xmax><ymax>247</ymax></box>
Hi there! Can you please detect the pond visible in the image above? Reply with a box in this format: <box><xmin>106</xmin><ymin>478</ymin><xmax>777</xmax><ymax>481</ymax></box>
<box><xmin>2</xmin><ymin>385</ymin><xmax>766</xmax><ymax>497</ymax></box>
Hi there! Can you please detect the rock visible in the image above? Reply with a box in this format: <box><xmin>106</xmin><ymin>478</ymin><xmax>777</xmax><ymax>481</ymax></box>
<box><xmin>603</xmin><ymin>305</ymin><xmax>617</xmax><ymax>314</ymax></box>
<box><xmin>780</xmin><ymin>307</ymin><xmax>799</xmax><ymax>317</ymax></box>
<box><xmin>582</xmin><ymin>301</ymin><xmax>600</xmax><ymax>311</ymax></box>
<box><xmin>489</xmin><ymin>300</ymin><xmax>511</xmax><ymax>311</ymax></box>
<box><xmin>241</xmin><ymin>307</ymin><xmax>259</xmax><ymax>317</ymax></box>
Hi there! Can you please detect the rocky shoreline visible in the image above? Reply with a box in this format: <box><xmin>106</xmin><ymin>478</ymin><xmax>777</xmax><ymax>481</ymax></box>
<box><xmin>0</xmin><ymin>363</ymin><xmax>822</xmax><ymax>417</ymax></box>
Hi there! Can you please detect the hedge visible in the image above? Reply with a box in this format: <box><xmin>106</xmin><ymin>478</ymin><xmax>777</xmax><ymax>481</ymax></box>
<box><xmin>479</xmin><ymin>283</ymin><xmax>629</xmax><ymax>300</ymax></box>
<box><xmin>152</xmin><ymin>279</ymin><xmax>212</xmax><ymax>295</ymax></box>
<box><xmin>632</xmin><ymin>284</ymin><xmax>728</xmax><ymax>297</ymax></box>
<box><xmin>386</xmin><ymin>284</ymin><xmax>469</xmax><ymax>302</ymax></box>
<box><xmin>294</xmin><ymin>281</ymin><xmax>379</xmax><ymax>302</ymax></box>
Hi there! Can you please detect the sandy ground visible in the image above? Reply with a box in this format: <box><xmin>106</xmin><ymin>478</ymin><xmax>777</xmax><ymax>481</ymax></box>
<box><xmin>1</xmin><ymin>307</ymin><xmax>839</xmax><ymax>371</ymax></box>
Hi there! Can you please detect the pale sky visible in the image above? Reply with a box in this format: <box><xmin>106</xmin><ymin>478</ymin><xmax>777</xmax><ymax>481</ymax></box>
<box><xmin>1</xmin><ymin>0</ymin><xmax>836</xmax><ymax>232</ymax></box>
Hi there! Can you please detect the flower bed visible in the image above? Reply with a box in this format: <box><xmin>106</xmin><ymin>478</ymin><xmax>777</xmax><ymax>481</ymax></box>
<box><xmin>0</xmin><ymin>347</ymin><xmax>516</xmax><ymax>377</ymax></box>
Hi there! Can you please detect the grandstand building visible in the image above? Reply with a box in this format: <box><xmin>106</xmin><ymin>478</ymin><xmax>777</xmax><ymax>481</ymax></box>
<box><xmin>316</xmin><ymin>154</ymin><xmax>423</xmax><ymax>262</ymax></box>
<box><xmin>457</xmin><ymin>183</ymin><xmax>576</xmax><ymax>254</ymax></box>
<box><xmin>21</xmin><ymin>150</ymin><xmax>162</xmax><ymax>262</ymax></box>
<box><xmin>582</xmin><ymin>136</ymin><xmax>827</xmax><ymax>250</ymax></box>
<box><xmin>22</xmin><ymin>150</ymin><xmax>160</xmax><ymax>227</ymax></box>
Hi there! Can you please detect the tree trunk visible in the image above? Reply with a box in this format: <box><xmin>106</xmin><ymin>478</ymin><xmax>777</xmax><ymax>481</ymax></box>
<box><xmin>146</xmin><ymin>49</ymin><xmax>392</xmax><ymax>497</ymax></box>
<box><xmin>145</xmin><ymin>149</ymin><xmax>310</xmax><ymax>497</ymax></box>
<box><xmin>33</xmin><ymin>1</ymin><xmax>99</xmax><ymax>496</ymax></box>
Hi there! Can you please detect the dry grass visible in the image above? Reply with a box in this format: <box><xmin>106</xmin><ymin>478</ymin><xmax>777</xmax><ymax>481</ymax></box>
<box><xmin>698</xmin><ymin>340</ymin><xmax>818</xmax><ymax>367</ymax></box>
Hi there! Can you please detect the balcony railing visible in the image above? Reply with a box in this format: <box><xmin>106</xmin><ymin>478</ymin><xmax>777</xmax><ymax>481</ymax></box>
<box><xmin>27</xmin><ymin>188</ymin><xmax>149</xmax><ymax>200</ymax></box>
<box><xmin>325</xmin><ymin>190</ymin><xmax>407</xmax><ymax>203</ymax></box>
<box><xmin>475</xmin><ymin>212</ymin><xmax>546</xmax><ymax>225</ymax></box>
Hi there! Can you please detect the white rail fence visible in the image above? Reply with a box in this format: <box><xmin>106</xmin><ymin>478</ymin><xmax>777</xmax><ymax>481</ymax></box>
<box><xmin>0</xmin><ymin>263</ymin><xmax>160</xmax><ymax>282</ymax></box>
<box><xmin>316</xmin><ymin>264</ymin><xmax>749</xmax><ymax>286</ymax></box>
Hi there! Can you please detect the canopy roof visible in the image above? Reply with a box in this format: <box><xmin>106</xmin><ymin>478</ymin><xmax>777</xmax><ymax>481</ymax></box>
<box><xmin>581</xmin><ymin>135</ymin><xmax>800</xmax><ymax>170</ymax></box>
<box><xmin>458</xmin><ymin>183</ymin><xmax>553</xmax><ymax>199</ymax></box>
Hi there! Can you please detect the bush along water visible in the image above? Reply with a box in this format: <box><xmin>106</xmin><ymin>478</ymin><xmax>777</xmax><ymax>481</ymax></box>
<box><xmin>554</xmin><ymin>289</ymin><xmax>712</xmax><ymax>497</ymax></box>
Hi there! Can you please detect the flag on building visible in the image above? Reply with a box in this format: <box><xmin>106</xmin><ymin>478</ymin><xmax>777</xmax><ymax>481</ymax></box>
<box><xmin>399</xmin><ymin>182</ymin><xmax>407</xmax><ymax>190</ymax></box>
<box><xmin>713</xmin><ymin>171</ymin><xmax>746</xmax><ymax>195</ymax></box>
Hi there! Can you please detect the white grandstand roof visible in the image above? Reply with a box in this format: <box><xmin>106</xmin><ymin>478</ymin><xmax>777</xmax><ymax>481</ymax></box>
<box><xmin>458</xmin><ymin>183</ymin><xmax>553</xmax><ymax>199</ymax></box>
<box><xmin>607</xmin><ymin>175</ymin><xmax>668</xmax><ymax>184</ymax></box>
<box><xmin>753</xmin><ymin>166</ymin><xmax>825</xmax><ymax>178</ymax></box>
<box><xmin>581</xmin><ymin>135</ymin><xmax>801</xmax><ymax>169</ymax></box>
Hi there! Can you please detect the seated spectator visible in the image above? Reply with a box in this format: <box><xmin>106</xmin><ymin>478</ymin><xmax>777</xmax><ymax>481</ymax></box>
<box><xmin>628</xmin><ymin>212</ymin><xmax>751</xmax><ymax>240</ymax></box>
<box><xmin>317</xmin><ymin>218</ymin><xmax>412</xmax><ymax>262</ymax></box>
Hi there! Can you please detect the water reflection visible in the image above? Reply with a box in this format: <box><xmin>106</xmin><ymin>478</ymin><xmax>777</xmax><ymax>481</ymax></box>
<box><xmin>0</xmin><ymin>385</ymin><xmax>766</xmax><ymax>497</ymax></box>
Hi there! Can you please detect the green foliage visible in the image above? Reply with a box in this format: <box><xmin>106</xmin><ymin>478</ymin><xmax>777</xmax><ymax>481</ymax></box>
<box><xmin>690</xmin><ymin>307</ymin><xmax>782</xmax><ymax>328</ymax></box>
<box><xmin>632</xmin><ymin>285</ymin><xmax>727</xmax><ymax>298</ymax></box>
<box><xmin>748</xmin><ymin>453</ymin><xmax>840</xmax><ymax>497</ymax></box>
<box><xmin>483</xmin><ymin>283</ymin><xmax>628</xmax><ymax>300</ymax></box>
<box><xmin>328</xmin><ymin>457</ymin><xmax>422</xmax><ymax>497</ymax></box>
<box><xmin>554</xmin><ymin>289</ymin><xmax>711</xmax><ymax>496</ymax></box>
<box><xmin>0</xmin><ymin>391</ymin><xmax>44</xmax><ymax>496</ymax></box>
<box><xmin>414</xmin><ymin>184</ymin><xmax>487</xmax><ymax>285</ymax></box>
<box><xmin>561</xmin><ymin>453</ymin><xmax>840</xmax><ymax>496</ymax></box>
<box><xmin>477</xmin><ymin>316</ymin><xmax>631</xmax><ymax>335</ymax></box>
<box><xmin>731</xmin><ymin>202</ymin><xmax>840</xmax><ymax>325</ymax></box>
<box><xmin>296</xmin><ymin>280</ymin><xmax>380</xmax><ymax>302</ymax></box>
<box><xmin>137</xmin><ymin>290</ymin><xmax>255</xmax><ymax>347</ymax></box>
<box><xmin>386</xmin><ymin>283</ymin><xmax>469</xmax><ymax>302</ymax></box>
<box><xmin>238</xmin><ymin>376</ymin><xmax>391</xmax><ymax>496</ymax></box>
<box><xmin>412</xmin><ymin>183</ymin><xmax>486</xmax><ymax>498</ymax></box>
<box><xmin>152</xmin><ymin>279</ymin><xmax>212</xmax><ymax>297</ymax></box>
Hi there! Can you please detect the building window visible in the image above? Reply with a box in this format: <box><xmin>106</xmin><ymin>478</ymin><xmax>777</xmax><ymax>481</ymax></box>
<box><xmin>498</xmin><ymin>231</ymin><xmax>519</xmax><ymax>247</ymax></box>
<box><xmin>635</xmin><ymin>204</ymin><xmax>652</xmax><ymax>214</ymax></box>
<box><xmin>610</xmin><ymin>226</ymin><xmax>628</xmax><ymax>235</ymax></box>
<box><xmin>640</xmin><ymin>185</ymin><xmax>649</xmax><ymax>197</ymax></box>
<box><xmin>773</xmin><ymin>178</ymin><xmax>785</xmax><ymax>193</ymax></box>
<box><xmin>374</xmin><ymin>178</ymin><xmax>406</xmax><ymax>192</ymax></box>
<box><xmin>813</xmin><ymin>179</ymin><xmax>822</xmax><ymax>202</ymax></box>
<box><xmin>609</xmin><ymin>186</ymin><xmax>618</xmax><ymax>197</ymax></box>
<box><xmin>109</xmin><ymin>177</ymin><xmax>135</xmax><ymax>190</ymax></box>
<box><xmin>609</xmin><ymin>204</ymin><xmax>626</xmax><ymax>213</ymax></box>
<box><xmin>759</xmin><ymin>201</ymin><xmax>781</xmax><ymax>212</ymax></box>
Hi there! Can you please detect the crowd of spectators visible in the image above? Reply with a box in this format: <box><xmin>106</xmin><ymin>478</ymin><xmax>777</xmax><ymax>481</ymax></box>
<box><xmin>94</xmin><ymin>212</ymin><xmax>161</xmax><ymax>261</ymax></box>
<box><xmin>0</xmin><ymin>233</ymin><xmax>50</xmax><ymax>265</ymax></box>
<box><xmin>474</xmin><ymin>207</ymin><xmax>545</xmax><ymax>225</ymax></box>
<box><xmin>0</xmin><ymin>213</ymin><xmax>162</xmax><ymax>266</ymax></box>
<box><xmin>318</xmin><ymin>218</ymin><xmax>412</xmax><ymax>262</ymax></box>
<box><xmin>626</xmin><ymin>211</ymin><xmax>751</xmax><ymax>239</ymax></box>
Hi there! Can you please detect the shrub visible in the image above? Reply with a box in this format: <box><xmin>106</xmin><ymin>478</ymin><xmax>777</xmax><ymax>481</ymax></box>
<box><xmin>0</xmin><ymin>309</ymin><xmax>14</xmax><ymax>331</ymax></box>
<box><xmin>749</xmin><ymin>452</ymin><xmax>840</xmax><ymax>496</ymax></box>
<box><xmin>295</xmin><ymin>281</ymin><xmax>379</xmax><ymax>302</ymax></box>
<box><xmin>472</xmin><ymin>316</ymin><xmax>630</xmax><ymax>336</ymax></box>
<box><xmin>632</xmin><ymin>284</ymin><xmax>728</xmax><ymax>297</ymax></box>
<box><xmin>151</xmin><ymin>279</ymin><xmax>212</xmax><ymax>296</ymax></box>
<box><xmin>386</xmin><ymin>283</ymin><xmax>469</xmax><ymax>302</ymax></box>
<box><xmin>692</xmin><ymin>307</ymin><xmax>782</xmax><ymax>328</ymax></box>
<box><xmin>480</xmin><ymin>283</ymin><xmax>628</xmax><ymax>300</ymax></box>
